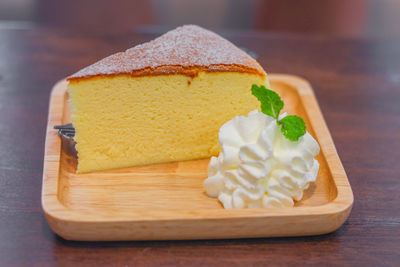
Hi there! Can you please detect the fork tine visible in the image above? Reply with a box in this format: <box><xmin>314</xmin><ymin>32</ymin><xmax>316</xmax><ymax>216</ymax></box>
<box><xmin>54</xmin><ymin>123</ymin><xmax>75</xmax><ymax>139</ymax></box>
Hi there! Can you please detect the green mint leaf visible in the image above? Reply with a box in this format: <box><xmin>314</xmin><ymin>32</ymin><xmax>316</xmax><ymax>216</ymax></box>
<box><xmin>251</xmin><ymin>84</ymin><xmax>284</xmax><ymax>119</ymax></box>
<box><xmin>250</xmin><ymin>84</ymin><xmax>307</xmax><ymax>142</ymax></box>
<box><xmin>278</xmin><ymin>115</ymin><xmax>306</xmax><ymax>142</ymax></box>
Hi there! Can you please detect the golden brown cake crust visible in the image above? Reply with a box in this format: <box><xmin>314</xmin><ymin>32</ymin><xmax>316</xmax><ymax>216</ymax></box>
<box><xmin>67</xmin><ymin>25</ymin><xmax>266</xmax><ymax>80</ymax></box>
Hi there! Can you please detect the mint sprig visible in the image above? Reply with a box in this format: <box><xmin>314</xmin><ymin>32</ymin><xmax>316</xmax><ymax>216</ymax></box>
<box><xmin>251</xmin><ymin>84</ymin><xmax>306</xmax><ymax>142</ymax></box>
<box><xmin>251</xmin><ymin>84</ymin><xmax>283</xmax><ymax>119</ymax></box>
<box><xmin>278</xmin><ymin>115</ymin><xmax>306</xmax><ymax>141</ymax></box>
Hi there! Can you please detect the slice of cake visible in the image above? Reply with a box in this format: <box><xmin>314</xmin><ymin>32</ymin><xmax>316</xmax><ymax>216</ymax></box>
<box><xmin>67</xmin><ymin>25</ymin><xmax>269</xmax><ymax>173</ymax></box>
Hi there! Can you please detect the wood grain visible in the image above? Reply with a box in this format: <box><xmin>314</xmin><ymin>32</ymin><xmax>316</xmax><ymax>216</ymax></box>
<box><xmin>1</xmin><ymin>28</ymin><xmax>399</xmax><ymax>266</ymax></box>
<box><xmin>42</xmin><ymin>75</ymin><xmax>352</xmax><ymax>241</ymax></box>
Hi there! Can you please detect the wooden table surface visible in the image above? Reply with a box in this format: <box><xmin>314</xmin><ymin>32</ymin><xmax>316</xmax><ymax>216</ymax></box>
<box><xmin>0</xmin><ymin>27</ymin><xmax>399</xmax><ymax>266</ymax></box>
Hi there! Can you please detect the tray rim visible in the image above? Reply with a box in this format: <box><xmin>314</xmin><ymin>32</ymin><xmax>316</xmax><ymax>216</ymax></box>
<box><xmin>42</xmin><ymin>74</ymin><xmax>353</xmax><ymax>239</ymax></box>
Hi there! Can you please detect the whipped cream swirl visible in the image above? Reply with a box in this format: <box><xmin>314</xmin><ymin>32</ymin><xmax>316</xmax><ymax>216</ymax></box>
<box><xmin>203</xmin><ymin>110</ymin><xmax>320</xmax><ymax>209</ymax></box>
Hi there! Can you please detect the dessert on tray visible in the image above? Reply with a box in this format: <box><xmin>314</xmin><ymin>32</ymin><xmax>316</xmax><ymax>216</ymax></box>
<box><xmin>65</xmin><ymin>24</ymin><xmax>320</xmax><ymax>209</ymax></box>
<box><xmin>67</xmin><ymin>25</ymin><xmax>268</xmax><ymax>173</ymax></box>
<box><xmin>42</xmin><ymin>25</ymin><xmax>351</xmax><ymax>241</ymax></box>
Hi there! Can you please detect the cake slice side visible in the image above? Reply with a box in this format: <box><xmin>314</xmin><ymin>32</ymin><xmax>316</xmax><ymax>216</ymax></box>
<box><xmin>69</xmin><ymin>72</ymin><xmax>266</xmax><ymax>173</ymax></box>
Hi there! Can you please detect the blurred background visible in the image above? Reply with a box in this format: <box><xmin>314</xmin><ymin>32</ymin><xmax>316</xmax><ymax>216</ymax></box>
<box><xmin>0</xmin><ymin>0</ymin><xmax>399</xmax><ymax>38</ymax></box>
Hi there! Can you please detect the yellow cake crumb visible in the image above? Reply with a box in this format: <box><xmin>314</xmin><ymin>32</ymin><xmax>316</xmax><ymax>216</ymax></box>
<box><xmin>68</xmin><ymin>72</ymin><xmax>267</xmax><ymax>173</ymax></box>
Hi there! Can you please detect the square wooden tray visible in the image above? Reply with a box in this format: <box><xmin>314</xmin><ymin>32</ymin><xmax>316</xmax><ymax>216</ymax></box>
<box><xmin>42</xmin><ymin>74</ymin><xmax>353</xmax><ymax>241</ymax></box>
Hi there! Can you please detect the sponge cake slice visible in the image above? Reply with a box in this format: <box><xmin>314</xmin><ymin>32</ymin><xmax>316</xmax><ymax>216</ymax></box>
<box><xmin>67</xmin><ymin>25</ymin><xmax>268</xmax><ymax>173</ymax></box>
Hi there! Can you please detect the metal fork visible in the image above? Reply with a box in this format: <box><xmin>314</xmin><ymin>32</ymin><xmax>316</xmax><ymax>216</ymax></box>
<box><xmin>54</xmin><ymin>123</ymin><xmax>75</xmax><ymax>139</ymax></box>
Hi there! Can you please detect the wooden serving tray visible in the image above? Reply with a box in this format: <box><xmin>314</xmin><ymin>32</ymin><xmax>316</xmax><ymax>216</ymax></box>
<box><xmin>42</xmin><ymin>74</ymin><xmax>353</xmax><ymax>241</ymax></box>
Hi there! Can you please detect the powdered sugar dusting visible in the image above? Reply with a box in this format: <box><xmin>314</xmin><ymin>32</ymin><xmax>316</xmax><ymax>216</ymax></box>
<box><xmin>69</xmin><ymin>25</ymin><xmax>264</xmax><ymax>79</ymax></box>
